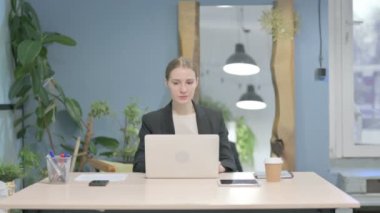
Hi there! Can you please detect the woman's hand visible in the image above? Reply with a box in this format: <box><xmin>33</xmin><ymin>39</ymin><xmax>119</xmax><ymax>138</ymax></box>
<box><xmin>218</xmin><ymin>162</ymin><xmax>226</xmax><ymax>173</ymax></box>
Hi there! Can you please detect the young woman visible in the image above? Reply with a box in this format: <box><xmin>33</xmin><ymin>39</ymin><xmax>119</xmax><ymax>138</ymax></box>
<box><xmin>133</xmin><ymin>57</ymin><xmax>236</xmax><ymax>173</ymax></box>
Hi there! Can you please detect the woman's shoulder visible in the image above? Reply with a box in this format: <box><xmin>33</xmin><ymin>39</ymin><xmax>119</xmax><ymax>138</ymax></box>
<box><xmin>142</xmin><ymin>108</ymin><xmax>163</xmax><ymax>120</ymax></box>
<box><xmin>142</xmin><ymin>105</ymin><xmax>169</xmax><ymax>121</ymax></box>
<box><xmin>196</xmin><ymin>104</ymin><xmax>222</xmax><ymax>118</ymax></box>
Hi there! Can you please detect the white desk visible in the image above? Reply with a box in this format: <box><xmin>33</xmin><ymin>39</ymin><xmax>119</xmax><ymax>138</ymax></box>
<box><xmin>0</xmin><ymin>172</ymin><xmax>359</xmax><ymax>212</ymax></box>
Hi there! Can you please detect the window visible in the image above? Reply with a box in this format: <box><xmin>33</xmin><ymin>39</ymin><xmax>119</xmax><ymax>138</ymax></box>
<box><xmin>329</xmin><ymin>0</ymin><xmax>380</xmax><ymax>157</ymax></box>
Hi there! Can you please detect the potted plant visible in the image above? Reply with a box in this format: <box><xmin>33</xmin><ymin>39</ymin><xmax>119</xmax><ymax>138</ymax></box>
<box><xmin>61</xmin><ymin>101</ymin><xmax>145</xmax><ymax>172</ymax></box>
<box><xmin>19</xmin><ymin>149</ymin><xmax>44</xmax><ymax>186</ymax></box>
<box><xmin>8</xmin><ymin>0</ymin><xmax>83</xmax><ymax>154</ymax></box>
<box><xmin>119</xmin><ymin>101</ymin><xmax>144</xmax><ymax>163</ymax></box>
<box><xmin>59</xmin><ymin>101</ymin><xmax>119</xmax><ymax>171</ymax></box>
<box><xmin>0</xmin><ymin>163</ymin><xmax>23</xmax><ymax>196</ymax></box>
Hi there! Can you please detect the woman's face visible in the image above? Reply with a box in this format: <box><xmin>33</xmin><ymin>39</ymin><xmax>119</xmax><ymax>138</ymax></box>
<box><xmin>166</xmin><ymin>67</ymin><xmax>198</xmax><ymax>105</ymax></box>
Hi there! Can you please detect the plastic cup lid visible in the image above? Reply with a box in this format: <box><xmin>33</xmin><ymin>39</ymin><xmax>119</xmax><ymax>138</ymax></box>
<box><xmin>265</xmin><ymin>157</ymin><xmax>283</xmax><ymax>164</ymax></box>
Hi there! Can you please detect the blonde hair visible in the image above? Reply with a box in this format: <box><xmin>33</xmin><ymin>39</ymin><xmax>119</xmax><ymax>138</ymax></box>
<box><xmin>165</xmin><ymin>57</ymin><xmax>196</xmax><ymax>80</ymax></box>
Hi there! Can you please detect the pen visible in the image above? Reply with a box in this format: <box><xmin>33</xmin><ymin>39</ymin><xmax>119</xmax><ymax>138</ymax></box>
<box><xmin>49</xmin><ymin>151</ymin><xmax>56</xmax><ymax>162</ymax></box>
<box><xmin>60</xmin><ymin>153</ymin><xmax>65</xmax><ymax>165</ymax></box>
<box><xmin>46</xmin><ymin>154</ymin><xmax>62</xmax><ymax>176</ymax></box>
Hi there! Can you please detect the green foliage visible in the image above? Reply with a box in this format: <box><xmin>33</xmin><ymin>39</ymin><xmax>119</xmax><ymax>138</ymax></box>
<box><xmin>19</xmin><ymin>149</ymin><xmax>39</xmax><ymax>169</ymax></box>
<box><xmin>89</xmin><ymin>101</ymin><xmax>110</xmax><ymax>119</ymax></box>
<box><xmin>91</xmin><ymin>136</ymin><xmax>119</xmax><ymax>157</ymax></box>
<box><xmin>19</xmin><ymin>149</ymin><xmax>45</xmax><ymax>185</ymax></box>
<box><xmin>199</xmin><ymin>96</ymin><xmax>233</xmax><ymax>121</ymax></box>
<box><xmin>199</xmin><ymin>96</ymin><xmax>255</xmax><ymax>166</ymax></box>
<box><xmin>236</xmin><ymin>117</ymin><xmax>255</xmax><ymax>165</ymax></box>
<box><xmin>124</xmin><ymin>102</ymin><xmax>142</xmax><ymax>125</ymax></box>
<box><xmin>88</xmin><ymin>101</ymin><xmax>118</xmax><ymax>157</ymax></box>
<box><xmin>0</xmin><ymin>163</ymin><xmax>24</xmax><ymax>182</ymax></box>
<box><xmin>259</xmin><ymin>7</ymin><xmax>299</xmax><ymax>41</ymax></box>
<box><xmin>8</xmin><ymin>0</ymin><xmax>82</xmax><ymax>148</ymax></box>
<box><xmin>61</xmin><ymin>101</ymin><xmax>119</xmax><ymax>166</ymax></box>
<box><xmin>119</xmin><ymin>101</ymin><xmax>144</xmax><ymax>162</ymax></box>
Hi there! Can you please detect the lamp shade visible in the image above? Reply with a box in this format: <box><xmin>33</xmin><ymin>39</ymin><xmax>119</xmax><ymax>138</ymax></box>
<box><xmin>223</xmin><ymin>43</ymin><xmax>260</xmax><ymax>76</ymax></box>
<box><xmin>236</xmin><ymin>84</ymin><xmax>266</xmax><ymax>110</ymax></box>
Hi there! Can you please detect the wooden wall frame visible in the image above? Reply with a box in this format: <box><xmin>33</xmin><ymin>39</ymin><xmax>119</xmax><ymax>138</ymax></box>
<box><xmin>178</xmin><ymin>0</ymin><xmax>295</xmax><ymax>171</ymax></box>
<box><xmin>270</xmin><ymin>0</ymin><xmax>296</xmax><ymax>171</ymax></box>
<box><xmin>178</xmin><ymin>0</ymin><xmax>200</xmax><ymax>101</ymax></box>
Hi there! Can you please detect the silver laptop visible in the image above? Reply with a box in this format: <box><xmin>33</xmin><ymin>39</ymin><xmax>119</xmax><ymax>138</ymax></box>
<box><xmin>145</xmin><ymin>134</ymin><xmax>219</xmax><ymax>179</ymax></box>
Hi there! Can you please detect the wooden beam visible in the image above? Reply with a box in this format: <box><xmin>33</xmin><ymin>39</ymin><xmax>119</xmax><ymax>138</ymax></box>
<box><xmin>178</xmin><ymin>0</ymin><xmax>200</xmax><ymax>101</ymax></box>
<box><xmin>270</xmin><ymin>0</ymin><xmax>296</xmax><ymax>171</ymax></box>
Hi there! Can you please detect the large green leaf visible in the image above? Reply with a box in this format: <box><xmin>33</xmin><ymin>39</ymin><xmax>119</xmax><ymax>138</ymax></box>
<box><xmin>22</xmin><ymin>2</ymin><xmax>41</xmax><ymax>31</ymax></box>
<box><xmin>89</xmin><ymin>143</ymin><xmax>97</xmax><ymax>155</ymax></box>
<box><xmin>19</xmin><ymin>84</ymin><xmax>32</xmax><ymax>96</ymax></box>
<box><xmin>23</xmin><ymin>20</ymin><xmax>40</xmax><ymax>40</ymax></box>
<box><xmin>60</xmin><ymin>144</ymin><xmax>75</xmax><ymax>154</ymax></box>
<box><xmin>11</xmin><ymin>0</ymin><xmax>17</xmax><ymax>12</ymax></box>
<box><xmin>14</xmin><ymin>93</ymin><xmax>29</xmax><ymax>109</ymax></box>
<box><xmin>36</xmin><ymin>128</ymin><xmax>44</xmax><ymax>141</ymax></box>
<box><xmin>43</xmin><ymin>32</ymin><xmax>76</xmax><ymax>46</ymax></box>
<box><xmin>9</xmin><ymin>15</ymin><xmax>20</xmax><ymax>39</ymax></box>
<box><xmin>16</xmin><ymin>128</ymin><xmax>26</xmax><ymax>139</ymax></box>
<box><xmin>38</xmin><ymin>88</ymin><xmax>50</xmax><ymax>106</ymax></box>
<box><xmin>35</xmin><ymin>105</ymin><xmax>43</xmax><ymax>118</ymax></box>
<box><xmin>64</xmin><ymin>98</ymin><xmax>82</xmax><ymax>126</ymax></box>
<box><xmin>14</xmin><ymin>112</ymin><xmax>33</xmax><ymax>128</ymax></box>
<box><xmin>14</xmin><ymin>66</ymin><xmax>27</xmax><ymax>79</ymax></box>
<box><xmin>36</xmin><ymin>106</ymin><xmax>54</xmax><ymax>129</ymax></box>
<box><xmin>8</xmin><ymin>76</ymin><xmax>30</xmax><ymax>99</ymax></box>
<box><xmin>52</xmin><ymin>80</ymin><xmax>65</xmax><ymax>97</ymax></box>
<box><xmin>44</xmin><ymin>101</ymin><xmax>56</xmax><ymax>116</ymax></box>
<box><xmin>99</xmin><ymin>151</ymin><xmax>116</xmax><ymax>158</ymax></box>
<box><xmin>93</xmin><ymin>136</ymin><xmax>119</xmax><ymax>149</ymax></box>
<box><xmin>17</xmin><ymin>40</ymin><xmax>42</xmax><ymax>65</ymax></box>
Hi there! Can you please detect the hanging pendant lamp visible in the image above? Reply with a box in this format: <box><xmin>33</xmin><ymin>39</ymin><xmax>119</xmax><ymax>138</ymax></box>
<box><xmin>236</xmin><ymin>84</ymin><xmax>266</xmax><ymax>110</ymax></box>
<box><xmin>223</xmin><ymin>43</ymin><xmax>260</xmax><ymax>76</ymax></box>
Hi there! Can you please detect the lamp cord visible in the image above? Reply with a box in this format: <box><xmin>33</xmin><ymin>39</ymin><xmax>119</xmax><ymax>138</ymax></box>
<box><xmin>318</xmin><ymin>0</ymin><xmax>323</xmax><ymax>68</ymax></box>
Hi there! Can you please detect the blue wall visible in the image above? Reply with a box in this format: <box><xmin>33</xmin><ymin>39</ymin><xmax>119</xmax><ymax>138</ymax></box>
<box><xmin>24</xmin><ymin>0</ymin><xmax>332</xmax><ymax>181</ymax></box>
<box><xmin>294</xmin><ymin>0</ymin><xmax>332</xmax><ymax>182</ymax></box>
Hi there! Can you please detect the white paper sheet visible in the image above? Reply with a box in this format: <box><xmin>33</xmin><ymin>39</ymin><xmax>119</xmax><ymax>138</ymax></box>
<box><xmin>75</xmin><ymin>173</ymin><xmax>128</xmax><ymax>182</ymax></box>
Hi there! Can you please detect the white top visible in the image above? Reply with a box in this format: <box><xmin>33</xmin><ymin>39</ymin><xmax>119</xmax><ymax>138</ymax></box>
<box><xmin>172</xmin><ymin>112</ymin><xmax>198</xmax><ymax>134</ymax></box>
<box><xmin>0</xmin><ymin>172</ymin><xmax>360</xmax><ymax>210</ymax></box>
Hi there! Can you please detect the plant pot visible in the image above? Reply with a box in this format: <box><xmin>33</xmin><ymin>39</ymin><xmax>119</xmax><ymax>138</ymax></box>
<box><xmin>6</xmin><ymin>180</ymin><xmax>15</xmax><ymax>196</ymax></box>
<box><xmin>0</xmin><ymin>181</ymin><xmax>8</xmax><ymax>198</ymax></box>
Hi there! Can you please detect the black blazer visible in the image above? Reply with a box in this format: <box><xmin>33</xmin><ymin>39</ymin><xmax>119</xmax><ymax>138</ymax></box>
<box><xmin>133</xmin><ymin>101</ymin><xmax>237</xmax><ymax>172</ymax></box>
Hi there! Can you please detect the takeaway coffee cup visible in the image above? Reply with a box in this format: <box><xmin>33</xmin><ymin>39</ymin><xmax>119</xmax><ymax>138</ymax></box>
<box><xmin>265</xmin><ymin>157</ymin><xmax>283</xmax><ymax>182</ymax></box>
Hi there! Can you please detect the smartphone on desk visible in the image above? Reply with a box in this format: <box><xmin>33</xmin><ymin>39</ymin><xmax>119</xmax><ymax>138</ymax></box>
<box><xmin>218</xmin><ymin>179</ymin><xmax>259</xmax><ymax>187</ymax></box>
<box><xmin>89</xmin><ymin>180</ymin><xmax>109</xmax><ymax>186</ymax></box>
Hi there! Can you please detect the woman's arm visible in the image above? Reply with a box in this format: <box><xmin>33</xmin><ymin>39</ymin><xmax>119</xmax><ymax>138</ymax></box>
<box><xmin>133</xmin><ymin>115</ymin><xmax>150</xmax><ymax>172</ymax></box>
<box><xmin>217</xmin><ymin>113</ymin><xmax>237</xmax><ymax>172</ymax></box>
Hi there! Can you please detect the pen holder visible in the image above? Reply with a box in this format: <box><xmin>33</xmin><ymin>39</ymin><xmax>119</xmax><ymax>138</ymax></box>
<box><xmin>46</xmin><ymin>155</ymin><xmax>71</xmax><ymax>184</ymax></box>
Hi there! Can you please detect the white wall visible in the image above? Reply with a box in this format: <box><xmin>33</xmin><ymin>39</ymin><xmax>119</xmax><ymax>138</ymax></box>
<box><xmin>0</xmin><ymin>0</ymin><xmax>19</xmax><ymax>163</ymax></box>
